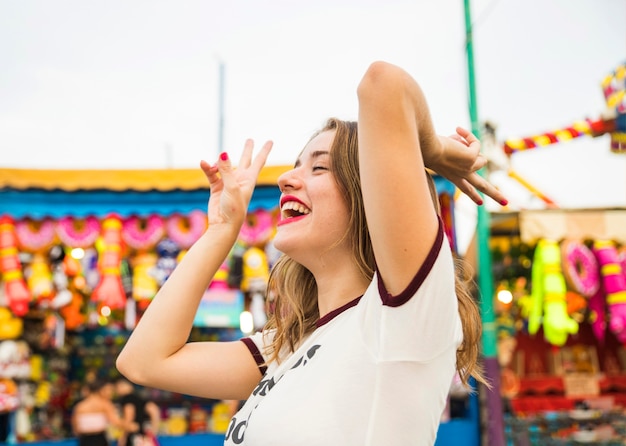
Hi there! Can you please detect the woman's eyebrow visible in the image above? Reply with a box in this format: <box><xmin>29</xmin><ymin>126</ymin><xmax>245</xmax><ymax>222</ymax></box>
<box><xmin>294</xmin><ymin>150</ymin><xmax>330</xmax><ymax>168</ymax></box>
<box><xmin>310</xmin><ymin>150</ymin><xmax>330</xmax><ymax>160</ymax></box>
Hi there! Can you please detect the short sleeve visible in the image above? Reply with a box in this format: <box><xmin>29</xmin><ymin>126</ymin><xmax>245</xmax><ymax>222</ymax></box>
<box><xmin>358</xmin><ymin>226</ymin><xmax>463</xmax><ymax>362</ymax></box>
<box><xmin>240</xmin><ymin>330</ymin><xmax>275</xmax><ymax>376</ymax></box>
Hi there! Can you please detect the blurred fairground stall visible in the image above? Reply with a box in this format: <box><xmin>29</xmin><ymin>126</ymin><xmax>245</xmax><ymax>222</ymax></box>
<box><xmin>468</xmin><ymin>60</ymin><xmax>626</xmax><ymax>445</ymax></box>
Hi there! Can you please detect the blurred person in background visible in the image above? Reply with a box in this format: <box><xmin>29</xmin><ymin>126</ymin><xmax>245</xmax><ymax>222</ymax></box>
<box><xmin>115</xmin><ymin>377</ymin><xmax>161</xmax><ymax>446</ymax></box>
<box><xmin>71</xmin><ymin>379</ymin><xmax>138</xmax><ymax>446</ymax></box>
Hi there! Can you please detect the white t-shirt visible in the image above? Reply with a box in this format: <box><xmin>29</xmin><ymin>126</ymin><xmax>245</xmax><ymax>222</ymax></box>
<box><xmin>225</xmin><ymin>222</ymin><xmax>463</xmax><ymax>446</ymax></box>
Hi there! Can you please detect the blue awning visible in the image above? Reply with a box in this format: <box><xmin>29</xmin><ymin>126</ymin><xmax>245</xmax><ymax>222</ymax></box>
<box><xmin>0</xmin><ymin>186</ymin><xmax>281</xmax><ymax>219</ymax></box>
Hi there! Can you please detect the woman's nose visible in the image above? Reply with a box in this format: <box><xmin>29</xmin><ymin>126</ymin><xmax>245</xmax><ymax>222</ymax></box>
<box><xmin>277</xmin><ymin>169</ymin><xmax>301</xmax><ymax>192</ymax></box>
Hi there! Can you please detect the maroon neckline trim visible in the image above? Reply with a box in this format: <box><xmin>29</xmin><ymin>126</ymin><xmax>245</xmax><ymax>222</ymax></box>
<box><xmin>377</xmin><ymin>217</ymin><xmax>444</xmax><ymax>307</ymax></box>
<box><xmin>316</xmin><ymin>295</ymin><xmax>362</xmax><ymax>328</ymax></box>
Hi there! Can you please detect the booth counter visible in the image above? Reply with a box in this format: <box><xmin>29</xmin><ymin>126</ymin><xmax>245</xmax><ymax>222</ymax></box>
<box><xmin>11</xmin><ymin>433</ymin><xmax>224</xmax><ymax>446</ymax></box>
<box><xmin>18</xmin><ymin>419</ymin><xmax>479</xmax><ymax>446</ymax></box>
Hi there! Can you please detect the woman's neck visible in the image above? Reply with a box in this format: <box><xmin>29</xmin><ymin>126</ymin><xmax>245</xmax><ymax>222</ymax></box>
<box><xmin>314</xmin><ymin>266</ymin><xmax>370</xmax><ymax>318</ymax></box>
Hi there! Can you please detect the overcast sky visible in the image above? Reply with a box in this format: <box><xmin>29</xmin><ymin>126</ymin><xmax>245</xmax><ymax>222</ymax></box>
<box><xmin>1</xmin><ymin>0</ymin><xmax>625</xmax><ymax>209</ymax></box>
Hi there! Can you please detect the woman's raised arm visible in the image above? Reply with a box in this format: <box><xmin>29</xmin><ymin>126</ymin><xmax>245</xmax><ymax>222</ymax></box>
<box><xmin>356</xmin><ymin>61</ymin><xmax>505</xmax><ymax>295</ymax></box>
<box><xmin>116</xmin><ymin>140</ymin><xmax>272</xmax><ymax>401</ymax></box>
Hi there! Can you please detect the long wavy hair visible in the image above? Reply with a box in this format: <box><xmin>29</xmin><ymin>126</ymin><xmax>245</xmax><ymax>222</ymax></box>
<box><xmin>263</xmin><ymin>117</ymin><xmax>486</xmax><ymax>387</ymax></box>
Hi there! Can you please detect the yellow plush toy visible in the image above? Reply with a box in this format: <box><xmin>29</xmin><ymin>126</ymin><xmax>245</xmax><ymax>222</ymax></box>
<box><xmin>241</xmin><ymin>247</ymin><xmax>270</xmax><ymax>330</ymax></box>
<box><xmin>0</xmin><ymin>307</ymin><xmax>23</xmax><ymax>340</ymax></box>
<box><xmin>132</xmin><ymin>252</ymin><xmax>159</xmax><ymax>302</ymax></box>
<box><xmin>240</xmin><ymin>247</ymin><xmax>270</xmax><ymax>294</ymax></box>
<box><xmin>27</xmin><ymin>252</ymin><xmax>54</xmax><ymax>303</ymax></box>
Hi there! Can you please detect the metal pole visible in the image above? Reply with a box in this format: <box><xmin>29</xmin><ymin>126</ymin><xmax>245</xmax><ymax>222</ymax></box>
<box><xmin>463</xmin><ymin>1</ymin><xmax>506</xmax><ymax>444</ymax></box>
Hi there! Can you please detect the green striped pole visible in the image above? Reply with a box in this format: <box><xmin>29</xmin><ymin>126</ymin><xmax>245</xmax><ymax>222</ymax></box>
<box><xmin>463</xmin><ymin>0</ymin><xmax>505</xmax><ymax>444</ymax></box>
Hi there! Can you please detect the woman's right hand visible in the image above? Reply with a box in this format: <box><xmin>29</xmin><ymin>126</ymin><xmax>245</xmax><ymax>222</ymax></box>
<box><xmin>200</xmin><ymin>139</ymin><xmax>273</xmax><ymax>230</ymax></box>
<box><xmin>431</xmin><ymin>127</ymin><xmax>507</xmax><ymax>206</ymax></box>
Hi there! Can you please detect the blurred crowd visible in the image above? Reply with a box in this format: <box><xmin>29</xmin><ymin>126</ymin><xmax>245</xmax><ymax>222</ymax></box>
<box><xmin>72</xmin><ymin>376</ymin><xmax>160</xmax><ymax>446</ymax></box>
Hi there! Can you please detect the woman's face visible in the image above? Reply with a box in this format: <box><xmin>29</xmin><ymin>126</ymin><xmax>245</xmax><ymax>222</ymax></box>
<box><xmin>99</xmin><ymin>383</ymin><xmax>114</xmax><ymax>400</ymax></box>
<box><xmin>273</xmin><ymin>130</ymin><xmax>350</xmax><ymax>265</ymax></box>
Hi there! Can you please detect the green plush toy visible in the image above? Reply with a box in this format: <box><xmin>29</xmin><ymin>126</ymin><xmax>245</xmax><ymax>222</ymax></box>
<box><xmin>528</xmin><ymin>239</ymin><xmax>579</xmax><ymax>346</ymax></box>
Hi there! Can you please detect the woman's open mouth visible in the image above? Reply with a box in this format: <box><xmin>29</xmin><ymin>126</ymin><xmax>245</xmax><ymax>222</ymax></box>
<box><xmin>278</xmin><ymin>199</ymin><xmax>311</xmax><ymax>226</ymax></box>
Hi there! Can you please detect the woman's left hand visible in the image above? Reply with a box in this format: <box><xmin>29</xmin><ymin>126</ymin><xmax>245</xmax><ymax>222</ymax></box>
<box><xmin>432</xmin><ymin>127</ymin><xmax>507</xmax><ymax>206</ymax></box>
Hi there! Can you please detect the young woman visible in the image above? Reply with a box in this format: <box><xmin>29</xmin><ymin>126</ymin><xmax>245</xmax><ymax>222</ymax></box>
<box><xmin>71</xmin><ymin>380</ymin><xmax>138</xmax><ymax>446</ymax></box>
<box><xmin>117</xmin><ymin>61</ymin><xmax>507</xmax><ymax>445</ymax></box>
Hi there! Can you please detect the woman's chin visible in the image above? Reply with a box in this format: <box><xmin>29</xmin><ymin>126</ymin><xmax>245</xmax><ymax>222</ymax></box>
<box><xmin>271</xmin><ymin>234</ymin><xmax>288</xmax><ymax>255</ymax></box>
<box><xmin>271</xmin><ymin>233</ymin><xmax>301</xmax><ymax>260</ymax></box>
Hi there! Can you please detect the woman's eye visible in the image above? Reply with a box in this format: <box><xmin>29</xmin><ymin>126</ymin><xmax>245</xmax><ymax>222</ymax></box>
<box><xmin>313</xmin><ymin>165</ymin><xmax>328</xmax><ymax>172</ymax></box>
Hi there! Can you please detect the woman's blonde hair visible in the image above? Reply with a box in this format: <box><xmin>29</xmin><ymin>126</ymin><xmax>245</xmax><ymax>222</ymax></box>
<box><xmin>264</xmin><ymin>118</ymin><xmax>485</xmax><ymax>387</ymax></box>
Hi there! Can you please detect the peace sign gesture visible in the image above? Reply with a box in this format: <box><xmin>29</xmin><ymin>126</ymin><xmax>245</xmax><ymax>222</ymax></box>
<box><xmin>432</xmin><ymin>127</ymin><xmax>507</xmax><ymax>206</ymax></box>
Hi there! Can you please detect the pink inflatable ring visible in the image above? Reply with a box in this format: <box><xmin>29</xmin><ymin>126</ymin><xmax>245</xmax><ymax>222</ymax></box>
<box><xmin>560</xmin><ymin>239</ymin><xmax>600</xmax><ymax>297</ymax></box>
<box><xmin>55</xmin><ymin>216</ymin><xmax>101</xmax><ymax>248</ymax></box>
<box><xmin>122</xmin><ymin>215</ymin><xmax>165</xmax><ymax>251</ymax></box>
<box><xmin>166</xmin><ymin>211</ymin><xmax>207</xmax><ymax>249</ymax></box>
<box><xmin>15</xmin><ymin>218</ymin><xmax>56</xmax><ymax>252</ymax></box>
<box><xmin>239</xmin><ymin>209</ymin><xmax>274</xmax><ymax>247</ymax></box>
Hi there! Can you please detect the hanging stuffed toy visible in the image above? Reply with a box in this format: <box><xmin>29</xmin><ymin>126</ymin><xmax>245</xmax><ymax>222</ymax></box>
<box><xmin>0</xmin><ymin>216</ymin><xmax>32</xmax><ymax>316</ymax></box>
<box><xmin>60</xmin><ymin>291</ymin><xmax>87</xmax><ymax>331</ymax></box>
<box><xmin>25</xmin><ymin>253</ymin><xmax>54</xmax><ymax>305</ymax></box>
<box><xmin>241</xmin><ymin>246</ymin><xmax>270</xmax><ymax>330</ymax></box>
<box><xmin>91</xmin><ymin>214</ymin><xmax>126</xmax><ymax>311</ymax></box>
<box><xmin>55</xmin><ymin>248</ymin><xmax>88</xmax><ymax>331</ymax></box>
<box><xmin>0</xmin><ymin>377</ymin><xmax>19</xmax><ymax>413</ymax></box>
<box><xmin>48</xmin><ymin>245</ymin><xmax>72</xmax><ymax>309</ymax></box>
<box><xmin>0</xmin><ymin>308</ymin><xmax>23</xmax><ymax>340</ymax></box>
<box><xmin>16</xmin><ymin>218</ymin><xmax>57</xmax><ymax>306</ymax></box>
<box><xmin>131</xmin><ymin>252</ymin><xmax>158</xmax><ymax>302</ymax></box>
<box><xmin>241</xmin><ymin>247</ymin><xmax>270</xmax><ymax>293</ymax></box>
<box><xmin>81</xmin><ymin>247</ymin><xmax>100</xmax><ymax>292</ymax></box>
<box><xmin>122</xmin><ymin>215</ymin><xmax>165</xmax><ymax>311</ymax></box>
<box><xmin>593</xmin><ymin>239</ymin><xmax>626</xmax><ymax>343</ymax></box>
<box><xmin>528</xmin><ymin>238</ymin><xmax>579</xmax><ymax>346</ymax></box>
<box><xmin>152</xmin><ymin>238</ymin><xmax>180</xmax><ymax>287</ymax></box>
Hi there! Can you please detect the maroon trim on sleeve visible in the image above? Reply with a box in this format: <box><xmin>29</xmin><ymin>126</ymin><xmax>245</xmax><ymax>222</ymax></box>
<box><xmin>241</xmin><ymin>337</ymin><xmax>268</xmax><ymax>376</ymax></box>
<box><xmin>316</xmin><ymin>295</ymin><xmax>362</xmax><ymax>328</ymax></box>
<box><xmin>378</xmin><ymin>217</ymin><xmax>444</xmax><ymax>307</ymax></box>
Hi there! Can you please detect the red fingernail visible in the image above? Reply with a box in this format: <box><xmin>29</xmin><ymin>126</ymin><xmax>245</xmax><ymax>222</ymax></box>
<box><xmin>477</xmin><ymin>199</ymin><xmax>483</xmax><ymax>205</ymax></box>
<box><xmin>500</xmin><ymin>199</ymin><xmax>508</xmax><ymax>206</ymax></box>
<box><xmin>220</xmin><ymin>152</ymin><xmax>228</xmax><ymax>161</ymax></box>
